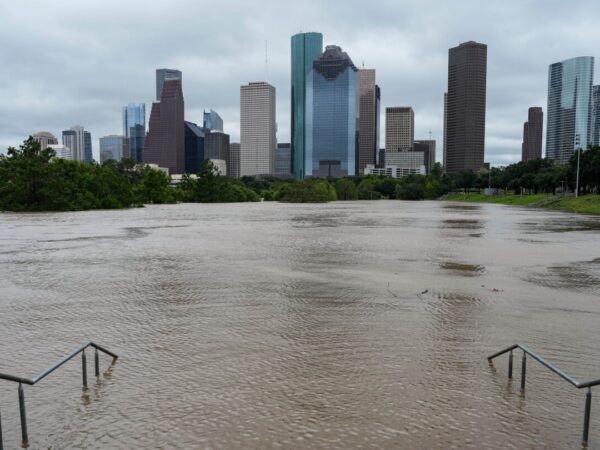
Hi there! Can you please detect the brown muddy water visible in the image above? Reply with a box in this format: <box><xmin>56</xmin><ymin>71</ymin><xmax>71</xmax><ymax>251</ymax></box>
<box><xmin>1</xmin><ymin>200</ymin><xmax>600</xmax><ymax>449</ymax></box>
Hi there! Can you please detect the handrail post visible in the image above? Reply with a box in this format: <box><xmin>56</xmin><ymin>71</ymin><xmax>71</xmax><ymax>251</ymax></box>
<box><xmin>521</xmin><ymin>351</ymin><xmax>527</xmax><ymax>392</ymax></box>
<box><xmin>583</xmin><ymin>388</ymin><xmax>592</xmax><ymax>446</ymax></box>
<box><xmin>82</xmin><ymin>350</ymin><xmax>87</xmax><ymax>389</ymax></box>
<box><xmin>508</xmin><ymin>350</ymin><xmax>513</xmax><ymax>379</ymax></box>
<box><xmin>94</xmin><ymin>348</ymin><xmax>99</xmax><ymax>378</ymax></box>
<box><xmin>18</xmin><ymin>383</ymin><xmax>28</xmax><ymax>444</ymax></box>
<box><xmin>0</xmin><ymin>403</ymin><xmax>4</xmax><ymax>450</ymax></box>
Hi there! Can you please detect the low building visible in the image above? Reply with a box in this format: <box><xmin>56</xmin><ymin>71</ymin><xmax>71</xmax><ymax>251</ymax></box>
<box><xmin>208</xmin><ymin>159</ymin><xmax>226</xmax><ymax>175</ymax></box>
<box><xmin>364</xmin><ymin>164</ymin><xmax>425</xmax><ymax>178</ymax></box>
<box><xmin>384</xmin><ymin>151</ymin><xmax>426</xmax><ymax>170</ymax></box>
<box><xmin>145</xmin><ymin>163</ymin><xmax>169</xmax><ymax>176</ymax></box>
<box><xmin>48</xmin><ymin>144</ymin><xmax>73</xmax><ymax>160</ymax></box>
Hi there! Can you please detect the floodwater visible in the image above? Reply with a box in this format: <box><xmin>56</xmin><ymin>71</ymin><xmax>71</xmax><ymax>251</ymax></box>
<box><xmin>0</xmin><ymin>201</ymin><xmax>599</xmax><ymax>449</ymax></box>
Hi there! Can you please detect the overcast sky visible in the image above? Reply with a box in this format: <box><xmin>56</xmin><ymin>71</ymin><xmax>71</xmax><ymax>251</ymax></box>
<box><xmin>1</xmin><ymin>0</ymin><xmax>599</xmax><ymax>165</ymax></box>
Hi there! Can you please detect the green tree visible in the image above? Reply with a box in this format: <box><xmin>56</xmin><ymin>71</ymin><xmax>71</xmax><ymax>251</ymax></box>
<box><xmin>334</xmin><ymin>178</ymin><xmax>358</xmax><ymax>200</ymax></box>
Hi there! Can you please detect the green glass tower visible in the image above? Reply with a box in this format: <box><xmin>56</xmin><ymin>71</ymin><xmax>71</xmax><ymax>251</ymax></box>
<box><xmin>291</xmin><ymin>32</ymin><xmax>323</xmax><ymax>179</ymax></box>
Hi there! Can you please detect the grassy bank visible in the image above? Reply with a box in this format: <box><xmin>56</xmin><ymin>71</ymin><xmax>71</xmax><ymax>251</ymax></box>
<box><xmin>443</xmin><ymin>193</ymin><xmax>600</xmax><ymax>215</ymax></box>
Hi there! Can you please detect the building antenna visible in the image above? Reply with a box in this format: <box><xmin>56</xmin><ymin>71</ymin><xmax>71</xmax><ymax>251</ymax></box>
<box><xmin>429</xmin><ymin>130</ymin><xmax>432</xmax><ymax>141</ymax></box>
<box><xmin>265</xmin><ymin>40</ymin><xmax>269</xmax><ymax>81</ymax></box>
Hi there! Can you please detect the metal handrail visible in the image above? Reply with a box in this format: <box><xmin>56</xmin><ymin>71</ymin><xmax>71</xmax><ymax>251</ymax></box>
<box><xmin>488</xmin><ymin>344</ymin><xmax>597</xmax><ymax>445</ymax></box>
<box><xmin>0</xmin><ymin>341</ymin><xmax>118</xmax><ymax>449</ymax></box>
<box><xmin>0</xmin><ymin>341</ymin><xmax>118</xmax><ymax>386</ymax></box>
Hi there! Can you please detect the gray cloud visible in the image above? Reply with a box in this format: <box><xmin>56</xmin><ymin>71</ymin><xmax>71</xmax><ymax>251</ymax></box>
<box><xmin>1</xmin><ymin>0</ymin><xmax>599</xmax><ymax>165</ymax></box>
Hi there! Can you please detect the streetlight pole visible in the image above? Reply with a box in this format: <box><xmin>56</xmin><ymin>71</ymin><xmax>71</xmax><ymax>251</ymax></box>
<box><xmin>575</xmin><ymin>134</ymin><xmax>581</xmax><ymax>198</ymax></box>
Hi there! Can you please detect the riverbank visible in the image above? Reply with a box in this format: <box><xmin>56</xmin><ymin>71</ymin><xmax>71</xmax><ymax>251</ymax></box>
<box><xmin>443</xmin><ymin>193</ymin><xmax>600</xmax><ymax>215</ymax></box>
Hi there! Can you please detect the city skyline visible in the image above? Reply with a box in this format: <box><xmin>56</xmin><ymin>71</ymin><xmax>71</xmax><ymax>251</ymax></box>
<box><xmin>2</xmin><ymin>0</ymin><xmax>600</xmax><ymax>165</ymax></box>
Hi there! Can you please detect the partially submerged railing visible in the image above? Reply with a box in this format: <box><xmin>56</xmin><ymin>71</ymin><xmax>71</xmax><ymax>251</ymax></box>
<box><xmin>489</xmin><ymin>344</ymin><xmax>599</xmax><ymax>446</ymax></box>
<box><xmin>0</xmin><ymin>341</ymin><xmax>118</xmax><ymax>448</ymax></box>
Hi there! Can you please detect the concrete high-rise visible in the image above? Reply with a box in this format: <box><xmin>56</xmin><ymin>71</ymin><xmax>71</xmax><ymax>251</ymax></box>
<box><xmin>99</xmin><ymin>135</ymin><xmax>129</xmax><ymax>163</ymax></box>
<box><xmin>358</xmin><ymin>69</ymin><xmax>378</xmax><ymax>174</ymax></box>
<box><xmin>291</xmin><ymin>32</ymin><xmax>323</xmax><ymax>179</ymax></box>
<box><xmin>445</xmin><ymin>41</ymin><xmax>487</xmax><ymax>172</ymax></box>
<box><xmin>62</xmin><ymin>126</ymin><xmax>92</xmax><ymax>162</ymax></box>
<box><xmin>385</xmin><ymin>107</ymin><xmax>414</xmax><ymax>152</ymax></box>
<box><xmin>592</xmin><ymin>85</ymin><xmax>600</xmax><ymax>146</ymax></box>
<box><xmin>546</xmin><ymin>56</ymin><xmax>594</xmax><ymax>163</ymax></box>
<box><xmin>156</xmin><ymin>69</ymin><xmax>182</xmax><ymax>101</ymax></box>
<box><xmin>306</xmin><ymin>45</ymin><xmax>358</xmax><ymax>177</ymax></box>
<box><xmin>240</xmin><ymin>81</ymin><xmax>276</xmax><ymax>176</ymax></box>
<box><xmin>521</xmin><ymin>107</ymin><xmax>543</xmax><ymax>162</ymax></box>
<box><xmin>144</xmin><ymin>79</ymin><xmax>185</xmax><ymax>174</ymax></box>
<box><xmin>123</xmin><ymin>103</ymin><xmax>145</xmax><ymax>162</ymax></box>
<box><xmin>32</xmin><ymin>132</ymin><xmax>58</xmax><ymax>150</ymax></box>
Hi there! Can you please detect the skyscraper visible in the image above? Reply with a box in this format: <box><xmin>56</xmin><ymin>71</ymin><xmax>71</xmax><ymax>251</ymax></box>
<box><xmin>306</xmin><ymin>45</ymin><xmax>358</xmax><ymax>177</ymax></box>
<box><xmin>203</xmin><ymin>109</ymin><xmax>224</xmax><ymax>132</ymax></box>
<box><xmin>413</xmin><ymin>140</ymin><xmax>436</xmax><ymax>173</ymax></box>
<box><xmin>445</xmin><ymin>41</ymin><xmax>487</xmax><ymax>172</ymax></box>
<box><xmin>122</xmin><ymin>103</ymin><xmax>145</xmax><ymax>162</ymax></box>
<box><xmin>240</xmin><ymin>81</ymin><xmax>276</xmax><ymax>176</ymax></box>
<box><xmin>358</xmin><ymin>69</ymin><xmax>378</xmax><ymax>174</ymax></box>
<box><xmin>156</xmin><ymin>69</ymin><xmax>182</xmax><ymax>101</ymax></box>
<box><xmin>229</xmin><ymin>143</ymin><xmax>240</xmax><ymax>178</ymax></box>
<box><xmin>144</xmin><ymin>78</ymin><xmax>185</xmax><ymax>174</ymax></box>
<box><xmin>291</xmin><ymin>32</ymin><xmax>323</xmax><ymax>179</ymax></box>
<box><xmin>592</xmin><ymin>85</ymin><xmax>600</xmax><ymax>146</ymax></box>
<box><xmin>99</xmin><ymin>135</ymin><xmax>129</xmax><ymax>163</ymax></box>
<box><xmin>205</xmin><ymin>131</ymin><xmax>230</xmax><ymax>172</ymax></box>
<box><xmin>521</xmin><ymin>107</ymin><xmax>543</xmax><ymax>162</ymax></box>
<box><xmin>184</xmin><ymin>121</ymin><xmax>205</xmax><ymax>174</ymax></box>
<box><xmin>385</xmin><ymin>107</ymin><xmax>414</xmax><ymax>152</ymax></box>
<box><xmin>546</xmin><ymin>56</ymin><xmax>594</xmax><ymax>163</ymax></box>
<box><xmin>83</xmin><ymin>131</ymin><xmax>92</xmax><ymax>163</ymax></box>
<box><xmin>32</xmin><ymin>132</ymin><xmax>58</xmax><ymax>150</ymax></box>
<box><xmin>276</xmin><ymin>143</ymin><xmax>292</xmax><ymax>177</ymax></box>
<box><xmin>62</xmin><ymin>126</ymin><xmax>92</xmax><ymax>162</ymax></box>
<box><xmin>443</xmin><ymin>93</ymin><xmax>447</xmax><ymax>169</ymax></box>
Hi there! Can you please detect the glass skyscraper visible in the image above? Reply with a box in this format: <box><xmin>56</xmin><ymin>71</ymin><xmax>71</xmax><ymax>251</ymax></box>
<box><xmin>305</xmin><ymin>45</ymin><xmax>358</xmax><ymax>177</ymax></box>
<box><xmin>203</xmin><ymin>109</ymin><xmax>224</xmax><ymax>132</ymax></box>
<box><xmin>99</xmin><ymin>135</ymin><xmax>129</xmax><ymax>163</ymax></box>
<box><xmin>592</xmin><ymin>85</ymin><xmax>600</xmax><ymax>146</ymax></box>
<box><xmin>291</xmin><ymin>32</ymin><xmax>323</xmax><ymax>179</ymax></box>
<box><xmin>122</xmin><ymin>103</ymin><xmax>145</xmax><ymax>162</ymax></box>
<box><xmin>546</xmin><ymin>56</ymin><xmax>594</xmax><ymax>163</ymax></box>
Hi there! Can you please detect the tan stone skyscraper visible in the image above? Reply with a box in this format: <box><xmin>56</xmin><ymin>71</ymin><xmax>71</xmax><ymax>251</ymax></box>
<box><xmin>240</xmin><ymin>82</ymin><xmax>276</xmax><ymax>176</ymax></box>
<box><xmin>32</xmin><ymin>132</ymin><xmax>58</xmax><ymax>150</ymax></box>
<box><xmin>358</xmin><ymin>69</ymin><xmax>379</xmax><ymax>174</ymax></box>
<box><xmin>385</xmin><ymin>107</ymin><xmax>414</xmax><ymax>151</ymax></box>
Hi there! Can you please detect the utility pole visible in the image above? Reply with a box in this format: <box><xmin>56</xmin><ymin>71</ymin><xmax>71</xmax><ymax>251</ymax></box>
<box><xmin>575</xmin><ymin>134</ymin><xmax>581</xmax><ymax>198</ymax></box>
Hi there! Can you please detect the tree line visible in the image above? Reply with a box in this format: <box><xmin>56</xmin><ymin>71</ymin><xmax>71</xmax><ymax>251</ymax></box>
<box><xmin>2</xmin><ymin>138</ymin><xmax>598</xmax><ymax>211</ymax></box>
